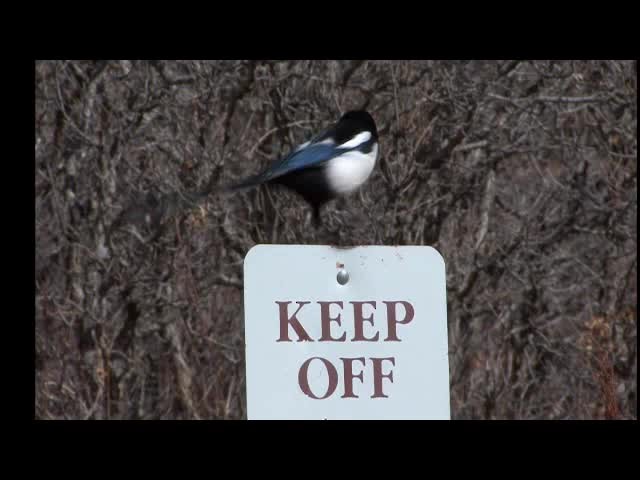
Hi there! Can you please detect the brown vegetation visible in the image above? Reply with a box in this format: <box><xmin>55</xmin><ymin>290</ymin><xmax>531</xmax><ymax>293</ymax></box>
<box><xmin>35</xmin><ymin>60</ymin><xmax>636</xmax><ymax>419</ymax></box>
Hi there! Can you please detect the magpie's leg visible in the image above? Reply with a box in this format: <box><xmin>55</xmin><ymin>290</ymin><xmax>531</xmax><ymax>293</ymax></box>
<box><xmin>319</xmin><ymin>208</ymin><xmax>345</xmax><ymax>246</ymax></box>
<box><xmin>311</xmin><ymin>204</ymin><xmax>333</xmax><ymax>244</ymax></box>
<box><xmin>312</xmin><ymin>204</ymin><xmax>322</xmax><ymax>230</ymax></box>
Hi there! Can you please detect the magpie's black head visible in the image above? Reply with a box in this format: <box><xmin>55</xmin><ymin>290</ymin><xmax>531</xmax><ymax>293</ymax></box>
<box><xmin>334</xmin><ymin>110</ymin><xmax>378</xmax><ymax>144</ymax></box>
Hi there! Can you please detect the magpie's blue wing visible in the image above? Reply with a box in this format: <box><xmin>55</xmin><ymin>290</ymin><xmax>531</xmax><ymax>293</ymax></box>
<box><xmin>229</xmin><ymin>141</ymin><xmax>342</xmax><ymax>191</ymax></box>
<box><xmin>266</xmin><ymin>119</ymin><xmax>341</xmax><ymax>176</ymax></box>
<box><xmin>265</xmin><ymin>142</ymin><xmax>340</xmax><ymax>178</ymax></box>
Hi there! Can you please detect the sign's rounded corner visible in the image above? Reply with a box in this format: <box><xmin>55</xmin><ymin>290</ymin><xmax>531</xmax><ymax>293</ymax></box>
<box><xmin>244</xmin><ymin>244</ymin><xmax>267</xmax><ymax>267</ymax></box>
<box><xmin>426</xmin><ymin>245</ymin><xmax>447</xmax><ymax>272</ymax></box>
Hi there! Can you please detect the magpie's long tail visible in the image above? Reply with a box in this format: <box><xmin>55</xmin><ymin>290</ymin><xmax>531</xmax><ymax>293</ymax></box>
<box><xmin>106</xmin><ymin>173</ymin><xmax>267</xmax><ymax>245</ymax></box>
<box><xmin>158</xmin><ymin>176</ymin><xmax>261</xmax><ymax>213</ymax></box>
<box><xmin>220</xmin><ymin>174</ymin><xmax>268</xmax><ymax>193</ymax></box>
<box><xmin>193</xmin><ymin>173</ymin><xmax>266</xmax><ymax>202</ymax></box>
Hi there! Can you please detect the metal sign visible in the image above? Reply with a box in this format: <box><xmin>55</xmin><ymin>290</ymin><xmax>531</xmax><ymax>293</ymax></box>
<box><xmin>243</xmin><ymin>245</ymin><xmax>450</xmax><ymax>420</ymax></box>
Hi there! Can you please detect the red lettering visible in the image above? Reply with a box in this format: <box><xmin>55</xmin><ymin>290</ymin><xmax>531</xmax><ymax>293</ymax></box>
<box><xmin>371</xmin><ymin>357</ymin><xmax>395</xmax><ymax>398</ymax></box>
<box><xmin>384</xmin><ymin>301</ymin><xmax>415</xmax><ymax>341</ymax></box>
<box><xmin>298</xmin><ymin>357</ymin><xmax>338</xmax><ymax>399</ymax></box>
<box><xmin>351</xmin><ymin>301</ymin><xmax>379</xmax><ymax>341</ymax></box>
<box><xmin>276</xmin><ymin>301</ymin><xmax>313</xmax><ymax>342</ymax></box>
<box><xmin>340</xmin><ymin>357</ymin><xmax>366</xmax><ymax>398</ymax></box>
<box><xmin>319</xmin><ymin>301</ymin><xmax>346</xmax><ymax>342</ymax></box>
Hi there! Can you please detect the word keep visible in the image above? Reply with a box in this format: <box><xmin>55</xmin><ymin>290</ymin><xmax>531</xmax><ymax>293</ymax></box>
<box><xmin>276</xmin><ymin>300</ymin><xmax>415</xmax><ymax>342</ymax></box>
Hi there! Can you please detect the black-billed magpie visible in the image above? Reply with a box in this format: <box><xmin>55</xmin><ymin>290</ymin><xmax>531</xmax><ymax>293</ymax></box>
<box><xmin>227</xmin><ymin>110</ymin><xmax>379</xmax><ymax>225</ymax></box>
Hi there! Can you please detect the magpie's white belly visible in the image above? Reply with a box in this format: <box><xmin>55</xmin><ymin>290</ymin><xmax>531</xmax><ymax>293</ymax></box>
<box><xmin>326</xmin><ymin>144</ymin><xmax>378</xmax><ymax>194</ymax></box>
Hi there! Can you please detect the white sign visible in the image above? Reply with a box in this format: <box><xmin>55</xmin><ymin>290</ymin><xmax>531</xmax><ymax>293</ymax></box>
<box><xmin>243</xmin><ymin>245</ymin><xmax>450</xmax><ymax>420</ymax></box>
